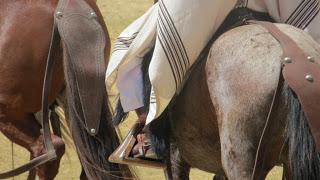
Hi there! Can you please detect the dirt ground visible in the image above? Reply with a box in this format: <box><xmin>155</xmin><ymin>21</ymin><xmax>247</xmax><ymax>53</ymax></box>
<box><xmin>0</xmin><ymin>0</ymin><xmax>282</xmax><ymax>179</ymax></box>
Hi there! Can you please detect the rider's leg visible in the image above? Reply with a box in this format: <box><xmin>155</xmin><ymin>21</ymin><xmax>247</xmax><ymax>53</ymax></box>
<box><xmin>132</xmin><ymin>107</ymin><xmax>156</xmax><ymax>158</ymax></box>
<box><xmin>115</xmin><ymin>53</ymin><xmax>156</xmax><ymax>157</ymax></box>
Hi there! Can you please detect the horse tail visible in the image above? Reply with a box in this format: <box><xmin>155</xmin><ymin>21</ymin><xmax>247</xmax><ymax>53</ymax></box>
<box><xmin>285</xmin><ymin>85</ymin><xmax>320</xmax><ymax>180</ymax></box>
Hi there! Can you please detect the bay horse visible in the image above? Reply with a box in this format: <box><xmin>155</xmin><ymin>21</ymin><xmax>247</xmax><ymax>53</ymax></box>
<box><xmin>0</xmin><ymin>0</ymin><xmax>131</xmax><ymax>179</ymax></box>
<box><xmin>146</xmin><ymin>23</ymin><xmax>320</xmax><ymax>179</ymax></box>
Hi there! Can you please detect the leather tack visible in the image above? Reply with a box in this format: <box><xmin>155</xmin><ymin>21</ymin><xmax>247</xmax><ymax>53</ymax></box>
<box><xmin>252</xmin><ymin>21</ymin><xmax>320</xmax><ymax>151</ymax></box>
<box><xmin>55</xmin><ymin>0</ymin><xmax>107</xmax><ymax>135</ymax></box>
<box><xmin>305</xmin><ymin>74</ymin><xmax>314</xmax><ymax>82</ymax></box>
<box><xmin>284</xmin><ymin>57</ymin><xmax>292</xmax><ymax>63</ymax></box>
<box><xmin>308</xmin><ymin>56</ymin><xmax>315</xmax><ymax>63</ymax></box>
<box><xmin>250</xmin><ymin>21</ymin><xmax>320</xmax><ymax>180</ymax></box>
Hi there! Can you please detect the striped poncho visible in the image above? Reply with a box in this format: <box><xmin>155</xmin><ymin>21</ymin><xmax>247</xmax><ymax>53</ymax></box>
<box><xmin>106</xmin><ymin>0</ymin><xmax>320</xmax><ymax>124</ymax></box>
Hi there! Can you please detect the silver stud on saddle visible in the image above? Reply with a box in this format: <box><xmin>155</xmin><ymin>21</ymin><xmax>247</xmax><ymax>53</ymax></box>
<box><xmin>90</xmin><ymin>12</ymin><xmax>97</xmax><ymax>19</ymax></box>
<box><xmin>305</xmin><ymin>74</ymin><xmax>314</xmax><ymax>82</ymax></box>
<box><xmin>307</xmin><ymin>56</ymin><xmax>315</xmax><ymax>63</ymax></box>
<box><xmin>90</xmin><ymin>128</ymin><xmax>96</xmax><ymax>134</ymax></box>
<box><xmin>56</xmin><ymin>11</ymin><xmax>63</xmax><ymax>19</ymax></box>
<box><xmin>284</xmin><ymin>57</ymin><xmax>292</xmax><ymax>63</ymax></box>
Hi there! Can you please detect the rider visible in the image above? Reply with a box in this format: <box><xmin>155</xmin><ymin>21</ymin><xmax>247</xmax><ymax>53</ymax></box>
<box><xmin>106</xmin><ymin>0</ymin><xmax>320</xmax><ymax>163</ymax></box>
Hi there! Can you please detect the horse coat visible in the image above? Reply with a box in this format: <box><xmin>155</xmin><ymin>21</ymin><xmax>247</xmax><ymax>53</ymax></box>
<box><xmin>105</xmin><ymin>0</ymin><xmax>320</xmax><ymax>124</ymax></box>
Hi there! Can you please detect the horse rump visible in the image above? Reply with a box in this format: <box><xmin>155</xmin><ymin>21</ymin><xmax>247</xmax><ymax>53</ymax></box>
<box><xmin>285</xmin><ymin>85</ymin><xmax>320</xmax><ymax>180</ymax></box>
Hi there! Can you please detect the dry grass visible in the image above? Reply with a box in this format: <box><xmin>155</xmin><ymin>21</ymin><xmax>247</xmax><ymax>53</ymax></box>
<box><xmin>0</xmin><ymin>0</ymin><xmax>283</xmax><ymax>179</ymax></box>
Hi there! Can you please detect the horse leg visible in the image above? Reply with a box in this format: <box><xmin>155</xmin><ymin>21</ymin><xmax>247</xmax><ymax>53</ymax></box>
<box><xmin>31</xmin><ymin>131</ymin><xmax>65</xmax><ymax>180</ymax></box>
<box><xmin>50</xmin><ymin>108</ymin><xmax>62</xmax><ymax>137</ymax></box>
<box><xmin>0</xmin><ymin>113</ymin><xmax>65</xmax><ymax>180</ymax></box>
<box><xmin>165</xmin><ymin>142</ymin><xmax>191</xmax><ymax>180</ymax></box>
<box><xmin>80</xmin><ymin>169</ymin><xmax>88</xmax><ymax>180</ymax></box>
<box><xmin>27</xmin><ymin>170</ymin><xmax>36</xmax><ymax>180</ymax></box>
<box><xmin>27</xmin><ymin>154</ymin><xmax>37</xmax><ymax>180</ymax></box>
<box><xmin>282</xmin><ymin>160</ymin><xmax>293</xmax><ymax>180</ymax></box>
<box><xmin>218</xmin><ymin>111</ymin><xmax>273</xmax><ymax>180</ymax></box>
<box><xmin>167</xmin><ymin>143</ymin><xmax>227</xmax><ymax>180</ymax></box>
<box><xmin>211</xmin><ymin>96</ymin><xmax>273</xmax><ymax>180</ymax></box>
<box><xmin>213</xmin><ymin>174</ymin><xmax>228</xmax><ymax>180</ymax></box>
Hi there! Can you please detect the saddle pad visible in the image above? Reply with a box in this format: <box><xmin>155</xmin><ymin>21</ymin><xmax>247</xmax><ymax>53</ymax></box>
<box><xmin>55</xmin><ymin>0</ymin><xmax>107</xmax><ymax>135</ymax></box>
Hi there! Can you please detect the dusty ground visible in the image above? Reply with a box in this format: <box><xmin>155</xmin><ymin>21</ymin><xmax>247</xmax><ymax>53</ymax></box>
<box><xmin>0</xmin><ymin>0</ymin><xmax>282</xmax><ymax>179</ymax></box>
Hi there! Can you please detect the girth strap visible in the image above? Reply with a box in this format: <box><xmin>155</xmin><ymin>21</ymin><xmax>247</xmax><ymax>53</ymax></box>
<box><xmin>0</xmin><ymin>16</ymin><xmax>60</xmax><ymax>180</ymax></box>
<box><xmin>250</xmin><ymin>21</ymin><xmax>320</xmax><ymax>179</ymax></box>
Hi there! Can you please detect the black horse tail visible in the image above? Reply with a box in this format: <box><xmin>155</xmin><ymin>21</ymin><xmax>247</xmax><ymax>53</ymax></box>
<box><xmin>285</xmin><ymin>85</ymin><xmax>320</xmax><ymax>180</ymax></box>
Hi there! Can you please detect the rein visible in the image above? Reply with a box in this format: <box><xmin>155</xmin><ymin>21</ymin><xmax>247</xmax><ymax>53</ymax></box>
<box><xmin>0</xmin><ymin>14</ymin><xmax>60</xmax><ymax>179</ymax></box>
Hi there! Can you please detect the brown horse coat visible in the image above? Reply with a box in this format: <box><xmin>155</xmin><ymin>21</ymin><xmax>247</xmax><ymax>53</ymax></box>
<box><xmin>0</xmin><ymin>0</ymin><xmax>129</xmax><ymax>179</ymax></box>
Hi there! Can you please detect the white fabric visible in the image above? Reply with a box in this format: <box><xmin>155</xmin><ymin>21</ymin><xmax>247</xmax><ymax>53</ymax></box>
<box><xmin>146</xmin><ymin>0</ymin><xmax>237</xmax><ymax>123</ymax></box>
<box><xmin>106</xmin><ymin>5</ymin><xmax>158</xmax><ymax>111</ymax></box>
<box><xmin>106</xmin><ymin>0</ymin><xmax>320</xmax><ymax>124</ymax></box>
<box><xmin>106</xmin><ymin>0</ymin><xmax>237</xmax><ymax>123</ymax></box>
<box><xmin>116</xmin><ymin>58</ymin><xmax>145</xmax><ymax>111</ymax></box>
<box><xmin>248</xmin><ymin>0</ymin><xmax>320</xmax><ymax>43</ymax></box>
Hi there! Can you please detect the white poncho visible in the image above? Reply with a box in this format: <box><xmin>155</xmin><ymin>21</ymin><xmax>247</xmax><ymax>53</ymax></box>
<box><xmin>106</xmin><ymin>0</ymin><xmax>320</xmax><ymax>125</ymax></box>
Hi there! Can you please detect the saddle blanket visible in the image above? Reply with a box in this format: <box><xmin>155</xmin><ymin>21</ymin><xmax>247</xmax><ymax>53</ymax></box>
<box><xmin>105</xmin><ymin>0</ymin><xmax>320</xmax><ymax>124</ymax></box>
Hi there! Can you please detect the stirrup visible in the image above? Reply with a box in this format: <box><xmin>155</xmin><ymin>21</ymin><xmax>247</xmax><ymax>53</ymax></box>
<box><xmin>108</xmin><ymin>123</ymin><xmax>165</xmax><ymax>168</ymax></box>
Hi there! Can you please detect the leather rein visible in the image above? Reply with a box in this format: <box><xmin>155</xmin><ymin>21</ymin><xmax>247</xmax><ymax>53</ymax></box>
<box><xmin>0</xmin><ymin>15</ymin><xmax>60</xmax><ymax>179</ymax></box>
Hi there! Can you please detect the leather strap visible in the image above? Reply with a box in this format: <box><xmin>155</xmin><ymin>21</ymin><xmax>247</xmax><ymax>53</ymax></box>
<box><xmin>0</xmin><ymin>15</ymin><xmax>59</xmax><ymax>180</ymax></box>
<box><xmin>253</xmin><ymin>22</ymin><xmax>320</xmax><ymax>150</ymax></box>
<box><xmin>55</xmin><ymin>0</ymin><xmax>107</xmax><ymax>135</ymax></box>
<box><xmin>250</xmin><ymin>21</ymin><xmax>320</xmax><ymax>179</ymax></box>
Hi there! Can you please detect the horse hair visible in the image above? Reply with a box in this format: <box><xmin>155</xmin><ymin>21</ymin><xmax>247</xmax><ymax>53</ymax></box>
<box><xmin>149</xmin><ymin>109</ymin><xmax>171</xmax><ymax>158</ymax></box>
<box><xmin>285</xmin><ymin>85</ymin><xmax>320</xmax><ymax>180</ymax></box>
<box><xmin>112</xmin><ymin>99</ymin><xmax>129</xmax><ymax>126</ymax></box>
<box><xmin>63</xmin><ymin>47</ymin><xmax>129</xmax><ymax>179</ymax></box>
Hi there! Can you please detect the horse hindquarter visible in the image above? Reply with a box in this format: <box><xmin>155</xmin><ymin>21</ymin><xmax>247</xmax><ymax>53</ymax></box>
<box><xmin>205</xmin><ymin>24</ymin><xmax>306</xmax><ymax>179</ymax></box>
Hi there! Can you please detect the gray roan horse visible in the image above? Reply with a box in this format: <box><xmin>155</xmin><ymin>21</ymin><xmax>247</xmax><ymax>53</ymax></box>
<box><xmin>0</xmin><ymin>0</ymin><xmax>132</xmax><ymax>179</ymax></box>
<box><xmin>142</xmin><ymin>23</ymin><xmax>320</xmax><ymax>179</ymax></box>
